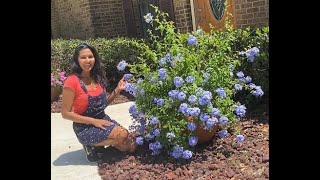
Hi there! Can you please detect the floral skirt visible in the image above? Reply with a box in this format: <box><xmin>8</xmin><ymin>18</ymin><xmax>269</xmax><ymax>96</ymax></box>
<box><xmin>73</xmin><ymin>115</ymin><xmax>120</xmax><ymax>145</ymax></box>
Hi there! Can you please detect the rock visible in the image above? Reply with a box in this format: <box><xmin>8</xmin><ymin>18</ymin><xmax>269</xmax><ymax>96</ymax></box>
<box><xmin>262</xmin><ymin>154</ymin><xmax>269</xmax><ymax>163</ymax></box>
<box><xmin>226</xmin><ymin>168</ymin><xmax>235</xmax><ymax>178</ymax></box>
<box><xmin>165</xmin><ymin>172</ymin><xmax>178</xmax><ymax>179</ymax></box>
<box><xmin>133</xmin><ymin>174</ymin><xmax>140</xmax><ymax>180</ymax></box>
<box><xmin>97</xmin><ymin>119</ymin><xmax>269</xmax><ymax>180</ymax></box>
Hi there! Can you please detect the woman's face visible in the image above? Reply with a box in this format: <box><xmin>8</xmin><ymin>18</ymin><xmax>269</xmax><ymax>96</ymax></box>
<box><xmin>78</xmin><ymin>48</ymin><xmax>95</xmax><ymax>73</ymax></box>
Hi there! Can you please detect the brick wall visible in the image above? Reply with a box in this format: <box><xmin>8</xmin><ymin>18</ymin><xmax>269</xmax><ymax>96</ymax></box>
<box><xmin>51</xmin><ymin>0</ymin><xmax>60</xmax><ymax>38</ymax></box>
<box><xmin>89</xmin><ymin>0</ymin><xmax>127</xmax><ymax>38</ymax></box>
<box><xmin>173</xmin><ymin>0</ymin><xmax>193</xmax><ymax>33</ymax></box>
<box><xmin>51</xmin><ymin>0</ymin><xmax>269</xmax><ymax>39</ymax></box>
<box><xmin>51</xmin><ymin>0</ymin><xmax>127</xmax><ymax>39</ymax></box>
<box><xmin>51</xmin><ymin>0</ymin><xmax>94</xmax><ymax>39</ymax></box>
<box><xmin>234</xmin><ymin>0</ymin><xmax>269</xmax><ymax>29</ymax></box>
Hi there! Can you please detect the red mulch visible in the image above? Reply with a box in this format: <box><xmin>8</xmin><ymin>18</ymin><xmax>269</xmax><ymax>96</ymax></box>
<box><xmin>51</xmin><ymin>92</ymin><xmax>269</xmax><ymax>180</ymax></box>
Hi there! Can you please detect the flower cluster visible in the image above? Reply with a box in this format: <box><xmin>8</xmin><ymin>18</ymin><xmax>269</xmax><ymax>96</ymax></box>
<box><xmin>51</xmin><ymin>69</ymin><xmax>67</xmax><ymax>90</ymax></box>
<box><xmin>121</xmin><ymin>6</ymin><xmax>264</xmax><ymax>160</ymax></box>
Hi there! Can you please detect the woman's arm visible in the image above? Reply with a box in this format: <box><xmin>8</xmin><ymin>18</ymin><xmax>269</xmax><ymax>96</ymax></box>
<box><xmin>106</xmin><ymin>88</ymin><xmax>120</xmax><ymax>105</ymax></box>
<box><xmin>61</xmin><ymin>87</ymin><xmax>112</xmax><ymax>130</ymax></box>
<box><xmin>61</xmin><ymin>87</ymin><xmax>97</xmax><ymax>124</ymax></box>
<box><xmin>106</xmin><ymin>77</ymin><xmax>126</xmax><ymax>104</ymax></box>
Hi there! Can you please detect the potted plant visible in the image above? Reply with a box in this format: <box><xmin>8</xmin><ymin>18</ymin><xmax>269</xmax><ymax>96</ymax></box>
<box><xmin>123</xmin><ymin>5</ymin><xmax>263</xmax><ymax>160</ymax></box>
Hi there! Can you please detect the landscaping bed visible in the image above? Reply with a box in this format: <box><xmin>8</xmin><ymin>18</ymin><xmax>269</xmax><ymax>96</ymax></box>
<box><xmin>51</xmin><ymin>90</ymin><xmax>269</xmax><ymax>180</ymax></box>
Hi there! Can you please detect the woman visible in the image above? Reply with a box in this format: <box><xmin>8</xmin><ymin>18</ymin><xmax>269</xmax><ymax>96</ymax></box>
<box><xmin>61</xmin><ymin>43</ymin><xmax>137</xmax><ymax>162</ymax></box>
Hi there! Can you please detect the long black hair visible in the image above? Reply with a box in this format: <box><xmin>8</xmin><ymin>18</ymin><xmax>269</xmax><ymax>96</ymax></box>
<box><xmin>71</xmin><ymin>43</ymin><xmax>108</xmax><ymax>88</ymax></box>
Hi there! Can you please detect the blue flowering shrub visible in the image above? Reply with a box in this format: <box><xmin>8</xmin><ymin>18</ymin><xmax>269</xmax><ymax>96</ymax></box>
<box><xmin>232</xmin><ymin>28</ymin><xmax>269</xmax><ymax>111</ymax></box>
<box><xmin>121</xmin><ymin>5</ymin><xmax>265</xmax><ymax>160</ymax></box>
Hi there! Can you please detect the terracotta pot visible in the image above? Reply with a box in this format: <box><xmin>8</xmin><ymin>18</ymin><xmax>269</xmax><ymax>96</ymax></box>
<box><xmin>186</xmin><ymin>116</ymin><xmax>219</xmax><ymax>144</ymax></box>
<box><xmin>51</xmin><ymin>87</ymin><xmax>61</xmax><ymax>102</ymax></box>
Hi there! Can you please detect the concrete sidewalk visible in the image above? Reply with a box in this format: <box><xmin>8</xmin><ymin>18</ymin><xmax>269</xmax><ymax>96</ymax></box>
<box><xmin>51</xmin><ymin>101</ymin><xmax>135</xmax><ymax>180</ymax></box>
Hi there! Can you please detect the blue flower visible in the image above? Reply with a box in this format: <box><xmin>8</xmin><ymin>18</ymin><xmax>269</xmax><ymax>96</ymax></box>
<box><xmin>187</xmin><ymin>35</ymin><xmax>197</xmax><ymax>45</ymax></box>
<box><xmin>250</xmin><ymin>86</ymin><xmax>264</xmax><ymax>97</ymax></box>
<box><xmin>216</xmin><ymin>88</ymin><xmax>226</xmax><ymax>98</ymax></box>
<box><xmin>166</xmin><ymin>132</ymin><xmax>175</xmax><ymax>139</ymax></box>
<box><xmin>234</xmin><ymin>84</ymin><xmax>242</xmax><ymax>91</ymax></box>
<box><xmin>129</xmin><ymin>104</ymin><xmax>138</xmax><ymax>115</ymax></box>
<box><xmin>219</xmin><ymin>116</ymin><xmax>229</xmax><ymax>126</ymax></box>
<box><xmin>159</xmin><ymin>58</ymin><xmax>166</xmax><ymax>67</ymax></box>
<box><xmin>149</xmin><ymin>141</ymin><xmax>162</xmax><ymax>152</ymax></box>
<box><xmin>136</xmin><ymin>136</ymin><xmax>144</xmax><ymax>145</ymax></box>
<box><xmin>200</xmin><ymin>113</ymin><xmax>210</xmax><ymax>122</ymax></box>
<box><xmin>144</xmin><ymin>13</ymin><xmax>153</xmax><ymax>23</ymax></box>
<box><xmin>195</xmin><ymin>29</ymin><xmax>204</xmax><ymax>36</ymax></box>
<box><xmin>236</xmin><ymin>71</ymin><xmax>244</xmax><ymax>78</ymax></box>
<box><xmin>240</xmin><ymin>47</ymin><xmax>260</xmax><ymax>62</ymax></box>
<box><xmin>145</xmin><ymin>133</ymin><xmax>155</xmax><ymax>141</ymax></box>
<box><xmin>156</xmin><ymin>99</ymin><xmax>165</xmax><ymax>106</ymax></box>
<box><xmin>168</xmin><ymin>90</ymin><xmax>179</xmax><ymax>99</ymax></box>
<box><xmin>174</xmin><ymin>77</ymin><xmax>184</xmax><ymax>87</ymax></box>
<box><xmin>234</xmin><ymin>105</ymin><xmax>246</xmax><ymax>118</ymax></box>
<box><xmin>203</xmin><ymin>73</ymin><xmax>210</xmax><ymax>79</ymax></box>
<box><xmin>186</xmin><ymin>107</ymin><xmax>200</xmax><ymax>117</ymax></box>
<box><xmin>210</xmin><ymin>108</ymin><xmax>220</xmax><ymax>117</ymax></box>
<box><xmin>188</xmin><ymin>95</ymin><xmax>197</xmax><ymax>104</ymax></box>
<box><xmin>149</xmin><ymin>116</ymin><xmax>159</xmax><ymax>125</ymax></box>
<box><xmin>188</xmin><ymin>136</ymin><xmax>198</xmax><ymax>146</ymax></box>
<box><xmin>236</xmin><ymin>134</ymin><xmax>245</xmax><ymax>142</ymax></box>
<box><xmin>179</xmin><ymin>103</ymin><xmax>189</xmax><ymax>114</ymax></box>
<box><xmin>185</xmin><ymin>76</ymin><xmax>195</xmax><ymax>83</ymax></box>
<box><xmin>117</xmin><ymin>60</ymin><xmax>127</xmax><ymax>71</ymax></box>
<box><xmin>206</xmin><ymin>117</ymin><xmax>218</xmax><ymax>128</ymax></box>
<box><xmin>199</xmin><ymin>91</ymin><xmax>212</xmax><ymax>106</ymax></box>
<box><xmin>245</xmin><ymin>76</ymin><xmax>252</xmax><ymax>83</ymax></box>
<box><xmin>152</xmin><ymin>128</ymin><xmax>161</xmax><ymax>137</ymax></box>
<box><xmin>158</xmin><ymin>68</ymin><xmax>167</xmax><ymax>79</ymax></box>
<box><xmin>218</xmin><ymin>130</ymin><xmax>228</xmax><ymax>138</ymax></box>
<box><xmin>187</xmin><ymin>122</ymin><xmax>196</xmax><ymax>131</ymax></box>
<box><xmin>177</xmin><ymin>91</ymin><xmax>186</xmax><ymax>101</ymax></box>
<box><xmin>182</xmin><ymin>150</ymin><xmax>192</xmax><ymax>159</ymax></box>
<box><xmin>124</xmin><ymin>73</ymin><xmax>133</xmax><ymax>81</ymax></box>
<box><xmin>172</xmin><ymin>145</ymin><xmax>183</xmax><ymax>159</ymax></box>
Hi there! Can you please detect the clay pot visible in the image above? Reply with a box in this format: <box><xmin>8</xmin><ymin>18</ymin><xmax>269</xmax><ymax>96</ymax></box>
<box><xmin>186</xmin><ymin>116</ymin><xmax>219</xmax><ymax>144</ymax></box>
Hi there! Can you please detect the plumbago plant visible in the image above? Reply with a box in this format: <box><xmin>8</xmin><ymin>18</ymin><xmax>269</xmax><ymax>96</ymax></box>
<box><xmin>121</xmin><ymin>5</ymin><xmax>264</xmax><ymax>160</ymax></box>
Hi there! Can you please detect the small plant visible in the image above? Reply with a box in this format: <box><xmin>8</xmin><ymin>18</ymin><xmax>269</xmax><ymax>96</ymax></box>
<box><xmin>121</xmin><ymin>5</ymin><xmax>265</xmax><ymax>160</ymax></box>
<box><xmin>51</xmin><ymin>68</ymin><xmax>67</xmax><ymax>91</ymax></box>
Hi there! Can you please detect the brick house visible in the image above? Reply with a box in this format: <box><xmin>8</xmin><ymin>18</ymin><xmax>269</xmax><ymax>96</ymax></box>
<box><xmin>51</xmin><ymin>0</ymin><xmax>268</xmax><ymax>39</ymax></box>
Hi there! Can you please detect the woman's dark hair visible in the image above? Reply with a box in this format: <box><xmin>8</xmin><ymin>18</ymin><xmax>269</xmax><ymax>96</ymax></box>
<box><xmin>71</xmin><ymin>43</ymin><xmax>108</xmax><ymax>88</ymax></box>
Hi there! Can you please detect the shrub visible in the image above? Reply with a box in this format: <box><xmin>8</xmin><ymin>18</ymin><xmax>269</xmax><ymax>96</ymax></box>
<box><xmin>51</xmin><ymin>38</ymin><xmax>145</xmax><ymax>90</ymax></box>
<box><xmin>124</xmin><ymin>5</ymin><xmax>265</xmax><ymax>160</ymax></box>
<box><xmin>231</xmin><ymin>27</ymin><xmax>269</xmax><ymax>111</ymax></box>
<box><xmin>51</xmin><ymin>68</ymin><xmax>67</xmax><ymax>91</ymax></box>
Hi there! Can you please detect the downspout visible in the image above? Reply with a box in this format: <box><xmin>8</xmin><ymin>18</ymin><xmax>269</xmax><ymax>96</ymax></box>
<box><xmin>190</xmin><ymin>0</ymin><xmax>196</xmax><ymax>31</ymax></box>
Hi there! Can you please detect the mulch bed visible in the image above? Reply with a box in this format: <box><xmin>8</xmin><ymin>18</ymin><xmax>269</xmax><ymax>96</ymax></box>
<box><xmin>51</xmin><ymin>91</ymin><xmax>269</xmax><ymax>180</ymax></box>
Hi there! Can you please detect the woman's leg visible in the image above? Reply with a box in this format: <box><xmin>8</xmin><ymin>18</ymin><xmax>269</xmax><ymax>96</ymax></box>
<box><xmin>113</xmin><ymin>132</ymin><xmax>138</xmax><ymax>152</ymax></box>
<box><xmin>94</xmin><ymin>125</ymin><xmax>137</xmax><ymax>152</ymax></box>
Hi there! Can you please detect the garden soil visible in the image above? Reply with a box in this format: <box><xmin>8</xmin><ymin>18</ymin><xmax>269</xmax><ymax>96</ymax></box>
<box><xmin>52</xmin><ymin>92</ymin><xmax>269</xmax><ymax>180</ymax></box>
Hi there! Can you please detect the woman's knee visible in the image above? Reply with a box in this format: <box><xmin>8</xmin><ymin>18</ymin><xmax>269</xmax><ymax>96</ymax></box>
<box><xmin>116</xmin><ymin>128</ymin><xmax>129</xmax><ymax>144</ymax></box>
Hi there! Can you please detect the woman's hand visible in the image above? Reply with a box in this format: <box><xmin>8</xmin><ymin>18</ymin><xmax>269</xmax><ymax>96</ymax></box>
<box><xmin>116</xmin><ymin>77</ymin><xmax>127</xmax><ymax>92</ymax></box>
<box><xmin>92</xmin><ymin>119</ymin><xmax>113</xmax><ymax>130</ymax></box>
